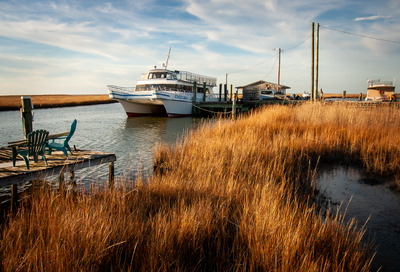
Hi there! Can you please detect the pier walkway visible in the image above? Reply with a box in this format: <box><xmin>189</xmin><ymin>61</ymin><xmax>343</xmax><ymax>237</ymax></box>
<box><xmin>0</xmin><ymin>147</ymin><xmax>116</xmax><ymax>187</ymax></box>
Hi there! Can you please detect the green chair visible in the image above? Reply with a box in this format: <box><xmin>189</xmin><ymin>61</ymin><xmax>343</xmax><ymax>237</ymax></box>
<box><xmin>47</xmin><ymin>119</ymin><xmax>77</xmax><ymax>157</ymax></box>
<box><xmin>12</xmin><ymin>129</ymin><xmax>49</xmax><ymax>169</ymax></box>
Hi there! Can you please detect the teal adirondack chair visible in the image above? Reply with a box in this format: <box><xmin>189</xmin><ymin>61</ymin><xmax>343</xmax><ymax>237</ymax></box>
<box><xmin>13</xmin><ymin>129</ymin><xmax>49</xmax><ymax>170</ymax></box>
<box><xmin>47</xmin><ymin>119</ymin><xmax>77</xmax><ymax>157</ymax></box>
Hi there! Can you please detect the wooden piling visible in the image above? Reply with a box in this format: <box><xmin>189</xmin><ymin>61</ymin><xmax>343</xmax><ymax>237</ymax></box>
<box><xmin>343</xmin><ymin>91</ymin><xmax>347</xmax><ymax>99</ymax></box>
<box><xmin>109</xmin><ymin>161</ymin><xmax>115</xmax><ymax>189</ymax></box>
<box><xmin>10</xmin><ymin>184</ymin><xmax>18</xmax><ymax>213</ymax></box>
<box><xmin>70</xmin><ymin>171</ymin><xmax>76</xmax><ymax>187</ymax></box>
<box><xmin>229</xmin><ymin>85</ymin><xmax>233</xmax><ymax>102</ymax></box>
<box><xmin>224</xmin><ymin>84</ymin><xmax>227</xmax><ymax>101</ymax></box>
<box><xmin>58</xmin><ymin>172</ymin><xmax>65</xmax><ymax>194</ymax></box>
<box><xmin>21</xmin><ymin>96</ymin><xmax>33</xmax><ymax>139</ymax></box>
<box><xmin>202</xmin><ymin>82</ymin><xmax>206</xmax><ymax>102</ymax></box>
<box><xmin>193</xmin><ymin>81</ymin><xmax>197</xmax><ymax>102</ymax></box>
<box><xmin>219</xmin><ymin>84</ymin><xmax>222</xmax><ymax>102</ymax></box>
<box><xmin>232</xmin><ymin>92</ymin><xmax>237</xmax><ymax>119</ymax></box>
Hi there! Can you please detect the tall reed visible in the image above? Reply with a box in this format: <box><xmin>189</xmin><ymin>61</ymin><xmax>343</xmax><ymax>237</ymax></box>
<box><xmin>3</xmin><ymin>102</ymin><xmax>397</xmax><ymax>271</ymax></box>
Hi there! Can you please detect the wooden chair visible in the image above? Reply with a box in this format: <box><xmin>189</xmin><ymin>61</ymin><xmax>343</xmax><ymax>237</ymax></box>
<box><xmin>12</xmin><ymin>129</ymin><xmax>49</xmax><ymax>169</ymax></box>
<box><xmin>47</xmin><ymin>119</ymin><xmax>77</xmax><ymax>157</ymax></box>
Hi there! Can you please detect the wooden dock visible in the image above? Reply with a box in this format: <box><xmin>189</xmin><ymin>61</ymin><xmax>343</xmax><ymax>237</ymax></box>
<box><xmin>0</xmin><ymin>147</ymin><xmax>116</xmax><ymax>187</ymax></box>
<box><xmin>193</xmin><ymin>99</ymin><xmax>303</xmax><ymax>117</ymax></box>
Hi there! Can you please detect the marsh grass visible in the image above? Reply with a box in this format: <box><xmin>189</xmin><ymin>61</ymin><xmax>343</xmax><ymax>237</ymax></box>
<box><xmin>2</xmin><ymin>102</ymin><xmax>399</xmax><ymax>271</ymax></box>
<box><xmin>0</xmin><ymin>95</ymin><xmax>114</xmax><ymax>110</ymax></box>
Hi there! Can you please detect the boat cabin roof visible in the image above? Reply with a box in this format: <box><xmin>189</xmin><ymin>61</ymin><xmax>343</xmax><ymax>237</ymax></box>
<box><xmin>141</xmin><ymin>69</ymin><xmax>217</xmax><ymax>86</ymax></box>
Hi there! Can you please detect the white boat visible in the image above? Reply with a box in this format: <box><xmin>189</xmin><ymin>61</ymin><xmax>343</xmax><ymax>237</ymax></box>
<box><xmin>108</xmin><ymin>49</ymin><xmax>218</xmax><ymax>117</ymax></box>
<box><xmin>365</xmin><ymin>79</ymin><xmax>396</xmax><ymax>102</ymax></box>
<box><xmin>108</xmin><ymin>69</ymin><xmax>217</xmax><ymax>117</ymax></box>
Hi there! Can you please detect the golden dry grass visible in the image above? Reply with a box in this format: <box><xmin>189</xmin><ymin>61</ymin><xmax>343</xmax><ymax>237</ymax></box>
<box><xmin>3</xmin><ymin>102</ymin><xmax>399</xmax><ymax>271</ymax></box>
<box><xmin>0</xmin><ymin>95</ymin><xmax>114</xmax><ymax>110</ymax></box>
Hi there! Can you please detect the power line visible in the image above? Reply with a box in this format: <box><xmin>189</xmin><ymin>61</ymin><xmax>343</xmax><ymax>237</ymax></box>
<box><xmin>284</xmin><ymin>34</ymin><xmax>311</xmax><ymax>51</ymax></box>
<box><xmin>228</xmin><ymin>33</ymin><xmax>311</xmax><ymax>75</ymax></box>
<box><xmin>321</xmin><ymin>25</ymin><xmax>400</xmax><ymax>45</ymax></box>
<box><xmin>228</xmin><ymin>53</ymin><xmax>278</xmax><ymax>74</ymax></box>
<box><xmin>262</xmin><ymin>53</ymin><xmax>279</xmax><ymax>81</ymax></box>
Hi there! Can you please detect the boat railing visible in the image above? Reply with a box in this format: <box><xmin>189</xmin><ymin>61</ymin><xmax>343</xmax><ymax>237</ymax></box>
<box><xmin>141</xmin><ymin>70</ymin><xmax>217</xmax><ymax>86</ymax></box>
<box><xmin>108</xmin><ymin>85</ymin><xmax>136</xmax><ymax>93</ymax></box>
<box><xmin>178</xmin><ymin>71</ymin><xmax>217</xmax><ymax>86</ymax></box>
<box><xmin>367</xmin><ymin>80</ymin><xmax>394</xmax><ymax>87</ymax></box>
<box><xmin>152</xmin><ymin>85</ymin><xmax>218</xmax><ymax>96</ymax></box>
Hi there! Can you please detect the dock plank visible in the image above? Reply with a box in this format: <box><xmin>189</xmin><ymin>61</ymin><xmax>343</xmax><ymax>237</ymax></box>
<box><xmin>0</xmin><ymin>148</ymin><xmax>116</xmax><ymax>187</ymax></box>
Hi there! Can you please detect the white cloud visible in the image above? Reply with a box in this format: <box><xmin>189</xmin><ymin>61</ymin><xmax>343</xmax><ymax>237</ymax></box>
<box><xmin>354</xmin><ymin>15</ymin><xmax>391</xmax><ymax>21</ymax></box>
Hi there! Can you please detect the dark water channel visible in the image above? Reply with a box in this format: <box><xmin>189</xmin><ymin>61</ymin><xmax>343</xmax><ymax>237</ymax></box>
<box><xmin>316</xmin><ymin>166</ymin><xmax>400</xmax><ymax>271</ymax></box>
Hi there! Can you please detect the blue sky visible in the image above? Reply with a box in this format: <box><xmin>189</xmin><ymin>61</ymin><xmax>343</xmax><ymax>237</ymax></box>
<box><xmin>0</xmin><ymin>0</ymin><xmax>399</xmax><ymax>95</ymax></box>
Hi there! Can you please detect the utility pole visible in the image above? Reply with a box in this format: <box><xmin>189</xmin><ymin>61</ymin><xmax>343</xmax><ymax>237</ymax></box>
<box><xmin>273</xmin><ymin>48</ymin><xmax>282</xmax><ymax>86</ymax></box>
<box><xmin>278</xmin><ymin>48</ymin><xmax>281</xmax><ymax>86</ymax></box>
<box><xmin>311</xmin><ymin>22</ymin><xmax>315</xmax><ymax>101</ymax></box>
<box><xmin>314</xmin><ymin>23</ymin><xmax>319</xmax><ymax>101</ymax></box>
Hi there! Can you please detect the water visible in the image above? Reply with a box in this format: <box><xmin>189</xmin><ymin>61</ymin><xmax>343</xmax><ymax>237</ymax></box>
<box><xmin>316</xmin><ymin>166</ymin><xmax>400</xmax><ymax>272</ymax></box>
<box><xmin>1</xmin><ymin>103</ymin><xmax>201</xmax><ymax>182</ymax></box>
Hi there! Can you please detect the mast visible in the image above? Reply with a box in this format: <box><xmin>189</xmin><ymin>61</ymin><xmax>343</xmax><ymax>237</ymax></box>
<box><xmin>164</xmin><ymin>47</ymin><xmax>171</xmax><ymax>69</ymax></box>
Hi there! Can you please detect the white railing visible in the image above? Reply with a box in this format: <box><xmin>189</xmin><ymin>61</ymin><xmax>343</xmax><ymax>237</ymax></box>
<box><xmin>178</xmin><ymin>71</ymin><xmax>217</xmax><ymax>86</ymax></box>
<box><xmin>107</xmin><ymin>85</ymin><xmax>136</xmax><ymax>93</ymax></box>
<box><xmin>141</xmin><ymin>70</ymin><xmax>217</xmax><ymax>86</ymax></box>
<box><xmin>367</xmin><ymin>80</ymin><xmax>394</xmax><ymax>87</ymax></box>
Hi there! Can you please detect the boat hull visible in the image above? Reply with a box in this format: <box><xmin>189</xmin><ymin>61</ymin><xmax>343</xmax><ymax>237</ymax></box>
<box><xmin>117</xmin><ymin>99</ymin><xmax>167</xmax><ymax>117</ymax></box>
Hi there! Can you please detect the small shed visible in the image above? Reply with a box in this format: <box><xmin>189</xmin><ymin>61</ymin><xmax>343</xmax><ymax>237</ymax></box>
<box><xmin>236</xmin><ymin>80</ymin><xmax>291</xmax><ymax>101</ymax></box>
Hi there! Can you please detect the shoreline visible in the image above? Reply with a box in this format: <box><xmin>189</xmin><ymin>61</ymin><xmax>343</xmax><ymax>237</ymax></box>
<box><xmin>0</xmin><ymin>94</ymin><xmax>116</xmax><ymax>111</ymax></box>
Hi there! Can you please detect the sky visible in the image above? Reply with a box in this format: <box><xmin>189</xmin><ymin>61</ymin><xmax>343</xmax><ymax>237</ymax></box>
<box><xmin>0</xmin><ymin>0</ymin><xmax>399</xmax><ymax>95</ymax></box>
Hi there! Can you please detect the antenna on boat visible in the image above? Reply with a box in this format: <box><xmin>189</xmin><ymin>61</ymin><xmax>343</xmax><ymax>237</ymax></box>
<box><xmin>163</xmin><ymin>47</ymin><xmax>171</xmax><ymax>70</ymax></box>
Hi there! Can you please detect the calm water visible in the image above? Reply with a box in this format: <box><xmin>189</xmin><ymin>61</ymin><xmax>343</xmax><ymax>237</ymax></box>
<box><xmin>0</xmin><ymin>103</ymin><xmax>200</xmax><ymax>182</ymax></box>
<box><xmin>317</xmin><ymin>166</ymin><xmax>400</xmax><ymax>272</ymax></box>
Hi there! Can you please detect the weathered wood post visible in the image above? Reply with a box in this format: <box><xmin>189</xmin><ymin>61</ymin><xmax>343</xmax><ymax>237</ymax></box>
<box><xmin>10</xmin><ymin>184</ymin><xmax>18</xmax><ymax>213</ymax></box>
<box><xmin>13</xmin><ymin>98</ymin><xmax>32</xmax><ymax>210</ymax></box>
<box><xmin>232</xmin><ymin>92</ymin><xmax>237</xmax><ymax>120</ymax></box>
<box><xmin>192</xmin><ymin>81</ymin><xmax>197</xmax><ymax>115</ymax></box>
<box><xmin>193</xmin><ymin>81</ymin><xmax>197</xmax><ymax>102</ymax></box>
<box><xmin>202</xmin><ymin>82</ymin><xmax>206</xmax><ymax>102</ymax></box>
<box><xmin>70</xmin><ymin>171</ymin><xmax>76</xmax><ymax>188</ymax></box>
<box><xmin>229</xmin><ymin>85</ymin><xmax>233</xmax><ymax>102</ymax></box>
<box><xmin>359</xmin><ymin>92</ymin><xmax>363</xmax><ymax>101</ymax></box>
<box><xmin>224</xmin><ymin>84</ymin><xmax>227</xmax><ymax>101</ymax></box>
<box><xmin>219</xmin><ymin>83</ymin><xmax>222</xmax><ymax>102</ymax></box>
<box><xmin>109</xmin><ymin>161</ymin><xmax>115</xmax><ymax>189</ymax></box>
<box><xmin>59</xmin><ymin>171</ymin><xmax>65</xmax><ymax>194</ymax></box>
<box><xmin>343</xmin><ymin>91</ymin><xmax>347</xmax><ymax>99</ymax></box>
<box><xmin>21</xmin><ymin>96</ymin><xmax>33</xmax><ymax>139</ymax></box>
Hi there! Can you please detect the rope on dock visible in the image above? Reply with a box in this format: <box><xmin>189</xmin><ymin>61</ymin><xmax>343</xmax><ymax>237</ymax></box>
<box><xmin>192</xmin><ymin>104</ymin><xmax>232</xmax><ymax>114</ymax></box>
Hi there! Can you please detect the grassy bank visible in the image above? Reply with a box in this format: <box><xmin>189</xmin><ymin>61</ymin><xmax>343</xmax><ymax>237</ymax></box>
<box><xmin>2</xmin><ymin>103</ymin><xmax>399</xmax><ymax>271</ymax></box>
<box><xmin>0</xmin><ymin>94</ymin><xmax>116</xmax><ymax>111</ymax></box>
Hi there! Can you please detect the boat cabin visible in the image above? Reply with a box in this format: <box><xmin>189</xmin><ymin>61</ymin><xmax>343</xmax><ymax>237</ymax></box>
<box><xmin>365</xmin><ymin>79</ymin><xmax>396</xmax><ymax>102</ymax></box>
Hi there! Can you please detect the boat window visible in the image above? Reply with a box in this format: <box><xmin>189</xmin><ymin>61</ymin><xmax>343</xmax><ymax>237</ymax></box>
<box><xmin>136</xmin><ymin>85</ymin><xmax>150</xmax><ymax>91</ymax></box>
<box><xmin>148</xmin><ymin>72</ymin><xmax>167</xmax><ymax>79</ymax></box>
